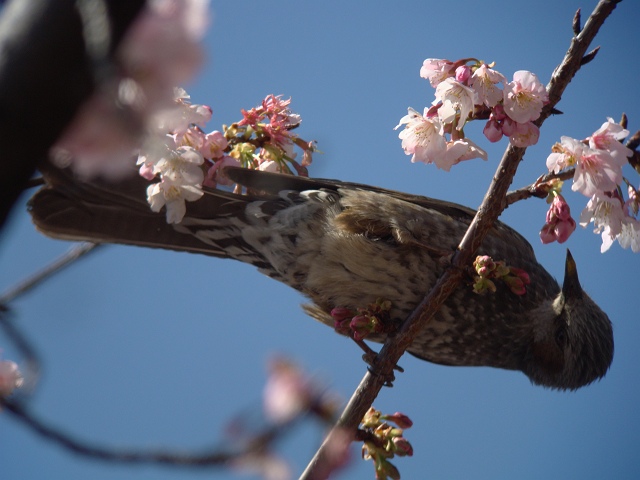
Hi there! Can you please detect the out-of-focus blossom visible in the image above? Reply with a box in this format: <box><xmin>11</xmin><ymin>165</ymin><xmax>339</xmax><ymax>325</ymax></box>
<box><xmin>232</xmin><ymin>452</ymin><xmax>291</xmax><ymax>480</ymax></box>
<box><xmin>0</xmin><ymin>359</ymin><xmax>23</xmax><ymax>397</ymax></box>
<box><xmin>263</xmin><ymin>357</ymin><xmax>314</xmax><ymax>424</ymax></box>
<box><xmin>204</xmin><ymin>155</ymin><xmax>241</xmax><ymax>188</ymax></box>
<box><xmin>53</xmin><ymin>0</ymin><xmax>209</xmax><ymax>179</ymax></box>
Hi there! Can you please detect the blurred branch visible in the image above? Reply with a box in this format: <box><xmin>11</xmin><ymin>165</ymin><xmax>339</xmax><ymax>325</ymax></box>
<box><xmin>301</xmin><ymin>0</ymin><xmax>623</xmax><ymax>477</ymax></box>
<box><xmin>1</xmin><ymin>397</ymin><xmax>290</xmax><ymax>468</ymax></box>
<box><xmin>0</xmin><ymin>243</ymin><xmax>101</xmax><ymax>305</ymax></box>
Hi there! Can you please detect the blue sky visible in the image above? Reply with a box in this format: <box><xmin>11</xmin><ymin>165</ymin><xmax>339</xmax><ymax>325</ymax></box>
<box><xmin>1</xmin><ymin>1</ymin><xmax>639</xmax><ymax>479</ymax></box>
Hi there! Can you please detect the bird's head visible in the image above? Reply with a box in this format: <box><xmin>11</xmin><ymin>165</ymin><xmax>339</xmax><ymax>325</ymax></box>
<box><xmin>523</xmin><ymin>250</ymin><xmax>614</xmax><ymax>390</ymax></box>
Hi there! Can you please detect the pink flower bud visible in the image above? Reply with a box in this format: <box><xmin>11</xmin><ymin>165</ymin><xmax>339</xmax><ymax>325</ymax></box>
<box><xmin>392</xmin><ymin>437</ymin><xmax>414</xmax><ymax>457</ymax></box>
<box><xmin>474</xmin><ymin>255</ymin><xmax>496</xmax><ymax>276</ymax></box>
<box><xmin>540</xmin><ymin>223</ymin><xmax>557</xmax><ymax>244</ymax></box>
<box><xmin>330</xmin><ymin>306</ymin><xmax>353</xmax><ymax>322</ymax></box>
<box><xmin>138</xmin><ymin>163</ymin><xmax>156</xmax><ymax>180</ymax></box>
<box><xmin>501</xmin><ymin>118</ymin><xmax>517</xmax><ymax>136</ymax></box>
<box><xmin>455</xmin><ymin>65</ymin><xmax>471</xmax><ymax>83</ymax></box>
<box><xmin>350</xmin><ymin>314</ymin><xmax>374</xmax><ymax>340</ymax></box>
<box><xmin>483</xmin><ymin>119</ymin><xmax>503</xmax><ymax>143</ymax></box>
<box><xmin>504</xmin><ymin>275</ymin><xmax>526</xmax><ymax>295</ymax></box>
<box><xmin>383</xmin><ymin>412</ymin><xmax>414</xmax><ymax>429</ymax></box>
<box><xmin>509</xmin><ymin>267</ymin><xmax>530</xmax><ymax>285</ymax></box>
<box><xmin>490</xmin><ymin>103</ymin><xmax>507</xmax><ymax>121</ymax></box>
<box><xmin>554</xmin><ymin>217</ymin><xmax>576</xmax><ymax>243</ymax></box>
<box><xmin>551</xmin><ymin>194</ymin><xmax>572</xmax><ymax>221</ymax></box>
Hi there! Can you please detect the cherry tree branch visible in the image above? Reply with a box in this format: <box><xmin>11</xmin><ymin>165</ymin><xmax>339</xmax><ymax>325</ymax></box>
<box><xmin>505</xmin><ymin>169</ymin><xmax>576</xmax><ymax>206</ymax></box>
<box><xmin>301</xmin><ymin>1</ymin><xmax>623</xmax><ymax>477</ymax></box>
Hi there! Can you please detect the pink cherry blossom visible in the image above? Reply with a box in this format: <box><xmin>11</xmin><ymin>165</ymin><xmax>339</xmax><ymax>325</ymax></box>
<box><xmin>617</xmin><ymin>218</ymin><xmax>640</xmax><ymax>253</ymax></box>
<box><xmin>588</xmin><ymin>117</ymin><xmax>633</xmax><ymax>161</ymax></box>
<box><xmin>395</xmin><ymin>108</ymin><xmax>447</xmax><ymax>165</ymax></box>
<box><xmin>147</xmin><ymin>180</ymin><xmax>203</xmax><ymax>224</ymax></box>
<box><xmin>263</xmin><ymin>357</ymin><xmax>314</xmax><ymax>424</ymax></box>
<box><xmin>419</xmin><ymin>58</ymin><xmax>455</xmax><ymax>87</ymax></box>
<box><xmin>572</xmin><ymin>146</ymin><xmax>622</xmax><ymax>197</ymax></box>
<box><xmin>199</xmin><ymin>130</ymin><xmax>228</xmax><ymax>159</ymax></box>
<box><xmin>579</xmin><ymin>193</ymin><xmax>625</xmax><ymax>237</ymax></box>
<box><xmin>507</xmin><ymin>120</ymin><xmax>540</xmax><ymax>147</ymax></box>
<box><xmin>546</xmin><ymin>136</ymin><xmax>585</xmax><ymax>173</ymax></box>
<box><xmin>203</xmin><ymin>155</ymin><xmax>240</xmax><ymax>188</ymax></box>
<box><xmin>503</xmin><ymin>70</ymin><xmax>548</xmax><ymax>123</ymax></box>
<box><xmin>434</xmin><ymin>78</ymin><xmax>477</xmax><ymax>129</ymax></box>
<box><xmin>470</xmin><ymin>64</ymin><xmax>506</xmax><ymax>108</ymax></box>
<box><xmin>439</xmin><ymin>138</ymin><xmax>488</xmax><ymax>171</ymax></box>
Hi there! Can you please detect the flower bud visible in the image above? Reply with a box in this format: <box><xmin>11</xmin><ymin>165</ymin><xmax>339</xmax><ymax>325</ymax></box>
<box><xmin>382</xmin><ymin>412</ymin><xmax>414</xmax><ymax>429</ymax></box>
<box><xmin>455</xmin><ymin>65</ymin><xmax>471</xmax><ymax>83</ymax></box>
<box><xmin>392</xmin><ymin>437</ymin><xmax>414</xmax><ymax>457</ymax></box>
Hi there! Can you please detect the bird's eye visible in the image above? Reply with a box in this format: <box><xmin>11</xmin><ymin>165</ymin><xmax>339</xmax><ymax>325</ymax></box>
<box><xmin>555</xmin><ymin>327</ymin><xmax>567</xmax><ymax>349</ymax></box>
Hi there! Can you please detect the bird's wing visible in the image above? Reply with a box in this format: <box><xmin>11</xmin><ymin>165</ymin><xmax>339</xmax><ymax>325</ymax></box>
<box><xmin>225</xmin><ymin>167</ymin><xmax>536</xmax><ymax>257</ymax></box>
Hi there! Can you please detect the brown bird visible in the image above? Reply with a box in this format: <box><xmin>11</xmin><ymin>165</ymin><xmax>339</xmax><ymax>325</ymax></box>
<box><xmin>29</xmin><ymin>164</ymin><xmax>614</xmax><ymax>390</ymax></box>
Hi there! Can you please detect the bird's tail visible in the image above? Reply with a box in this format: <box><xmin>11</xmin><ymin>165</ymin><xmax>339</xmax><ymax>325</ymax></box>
<box><xmin>28</xmin><ymin>162</ymin><xmax>261</xmax><ymax>259</ymax></box>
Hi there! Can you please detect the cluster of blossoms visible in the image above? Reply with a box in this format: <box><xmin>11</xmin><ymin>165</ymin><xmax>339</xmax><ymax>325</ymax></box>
<box><xmin>137</xmin><ymin>92</ymin><xmax>316</xmax><ymax>223</ymax></box>
<box><xmin>472</xmin><ymin>255</ymin><xmax>531</xmax><ymax>296</ymax></box>
<box><xmin>360</xmin><ymin>407</ymin><xmax>414</xmax><ymax>480</ymax></box>
<box><xmin>330</xmin><ymin>299</ymin><xmax>393</xmax><ymax>342</ymax></box>
<box><xmin>0</xmin><ymin>358</ymin><xmax>23</xmax><ymax>400</ymax></box>
<box><xmin>544</xmin><ymin>118</ymin><xmax>638</xmax><ymax>252</ymax></box>
<box><xmin>54</xmin><ymin>0</ymin><xmax>209</xmax><ymax>179</ymax></box>
<box><xmin>396</xmin><ymin>58</ymin><xmax>549</xmax><ymax>171</ymax></box>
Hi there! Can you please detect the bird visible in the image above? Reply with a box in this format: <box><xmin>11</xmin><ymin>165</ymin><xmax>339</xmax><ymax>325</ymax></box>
<box><xmin>28</xmin><ymin>163</ymin><xmax>614</xmax><ymax>391</ymax></box>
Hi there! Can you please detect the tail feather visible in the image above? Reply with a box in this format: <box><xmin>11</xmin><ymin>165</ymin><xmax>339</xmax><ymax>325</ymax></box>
<box><xmin>29</xmin><ymin>164</ymin><xmax>256</xmax><ymax>259</ymax></box>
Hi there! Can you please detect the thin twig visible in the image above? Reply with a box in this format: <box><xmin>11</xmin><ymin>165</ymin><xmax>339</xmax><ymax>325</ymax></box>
<box><xmin>1</xmin><ymin>398</ymin><xmax>245</xmax><ymax>467</ymax></box>
<box><xmin>505</xmin><ymin>169</ymin><xmax>576</xmax><ymax>206</ymax></box>
<box><xmin>0</xmin><ymin>242</ymin><xmax>101</xmax><ymax>305</ymax></box>
<box><xmin>300</xmin><ymin>1</ymin><xmax>623</xmax><ymax>477</ymax></box>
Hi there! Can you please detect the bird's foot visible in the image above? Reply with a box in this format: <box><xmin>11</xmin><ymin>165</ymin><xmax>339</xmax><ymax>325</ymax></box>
<box><xmin>350</xmin><ymin>338</ymin><xmax>403</xmax><ymax>387</ymax></box>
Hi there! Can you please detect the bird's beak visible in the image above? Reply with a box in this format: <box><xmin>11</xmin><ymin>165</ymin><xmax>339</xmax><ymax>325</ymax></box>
<box><xmin>562</xmin><ymin>249</ymin><xmax>583</xmax><ymax>300</ymax></box>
